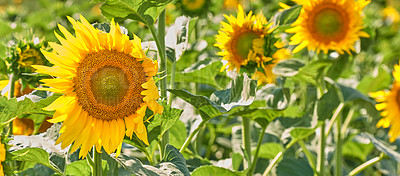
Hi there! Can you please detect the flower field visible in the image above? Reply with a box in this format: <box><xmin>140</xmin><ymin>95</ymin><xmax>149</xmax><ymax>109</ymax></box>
<box><xmin>0</xmin><ymin>0</ymin><xmax>399</xmax><ymax>175</ymax></box>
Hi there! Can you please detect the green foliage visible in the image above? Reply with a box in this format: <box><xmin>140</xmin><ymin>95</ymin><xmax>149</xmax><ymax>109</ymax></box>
<box><xmin>276</xmin><ymin>158</ymin><xmax>313</xmax><ymax>176</ymax></box>
<box><xmin>9</xmin><ymin>148</ymin><xmax>62</xmax><ymax>174</ymax></box>
<box><xmin>98</xmin><ymin>0</ymin><xmax>171</xmax><ymax>25</ymax></box>
<box><xmin>192</xmin><ymin>165</ymin><xmax>242</xmax><ymax>176</ymax></box>
<box><xmin>65</xmin><ymin>160</ymin><xmax>92</xmax><ymax>176</ymax></box>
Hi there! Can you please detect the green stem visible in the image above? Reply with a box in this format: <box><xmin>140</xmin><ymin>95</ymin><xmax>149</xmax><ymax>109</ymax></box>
<box><xmin>242</xmin><ymin>117</ymin><xmax>252</xmax><ymax>169</ymax></box>
<box><xmin>318</xmin><ymin>121</ymin><xmax>326</xmax><ymax>176</ymax></box>
<box><xmin>348</xmin><ymin>153</ymin><xmax>385</xmax><ymax>176</ymax></box>
<box><xmin>168</xmin><ymin>59</ymin><xmax>176</xmax><ymax>105</ymax></box>
<box><xmin>325</xmin><ymin>103</ymin><xmax>344</xmax><ymax>138</ymax></box>
<box><xmin>87</xmin><ymin>153</ymin><xmax>94</xmax><ymax>169</ymax></box>
<box><xmin>298</xmin><ymin>140</ymin><xmax>317</xmax><ymax>175</ymax></box>
<box><xmin>8</xmin><ymin>73</ymin><xmax>16</xmax><ymax>98</ymax></box>
<box><xmin>180</xmin><ymin>120</ymin><xmax>207</xmax><ymax>153</ymax></box>
<box><xmin>248</xmin><ymin>126</ymin><xmax>266</xmax><ymax>176</ymax></box>
<box><xmin>93</xmin><ymin>150</ymin><xmax>103</xmax><ymax>176</ymax></box>
<box><xmin>262</xmin><ymin>141</ymin><xmax>296</xmax><ymax>176</ymax></box>
<box><xmin>341</xmin><ymin>108</ymin><xmax>355</xmax><ymax>136</ymax></box>
<box><xmin>335</xmin><ymin>111</ymin><xmax>342</xmax><ymax>176</ymax></box>
<box><xmin>157</xmin><ymin>9</ymin><xmax>169</xmax><ymax>158</ymax></box>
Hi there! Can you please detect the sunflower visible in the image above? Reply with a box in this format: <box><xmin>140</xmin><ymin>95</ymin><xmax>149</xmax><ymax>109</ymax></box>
<box><xmin>34</xmin><ymin>15</ymin><xmax>163</xmax><ymax>158</ymax></box>
<box><xmin>215</xmin><ymin>5</ymin><xmax>289</xmax><ymax>85</ymax></box>
<box><xmin>0</xmin><ymin>137</ymin><xmax>4</xmax><ymax>176</ymax></box>
<box><xmin>383</xmin><ymin>6</ymin><xmax>400</xmax><ymax>24</ymax></box>
<box><xmin>178</xmin><ymin>0</ymin><xmax>209</xmax><ymax>17</ymax></box>
<box><xmin>286</xmin><ymin>0</ymin><xmax>370</xmax><ymax>54</ymax></box>
<box><xmin>370</xmin><ymin>64</ymin><xmax>400</xmax><ymax>142</ymax></box>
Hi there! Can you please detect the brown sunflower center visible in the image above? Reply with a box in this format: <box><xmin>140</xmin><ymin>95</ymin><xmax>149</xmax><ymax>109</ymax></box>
<box><xmin>309</xmin><ymin>4</ymin><xmax>349</xmax><ymax>43</ymax></box>
<box><xmin>233</xmin><ymin>32</ymin><xmax>259</xmax><ymax>59</ymax></box>
<box><xmin>74</xmin><ymin>50</ymin><xmax>146</xmax><ymax>121</ymax></box>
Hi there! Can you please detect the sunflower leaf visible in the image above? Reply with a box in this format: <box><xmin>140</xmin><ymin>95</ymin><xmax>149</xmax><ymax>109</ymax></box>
<box><xmin>273</xmin><ymin>5</ymin><xmax>302</xmax><ymax>26</ymax></box>
<box><xmin>9</xmin><ymin>147</ymin><xmax>62</xmax><ymax>174</ymax></box>
<box><xmin>161</xmin><ymin>144</ymin><xmax>190</xmax><ymax>176</ymax></box>
<box><xmin>191</xmin><ymin>165</ymin><xmax>243</xmax><ymax>176</ymax></box>
<box><xmin>99</xmin><ymin>0</ymin><xmax>172</xmax><ymax>25</ymax></box>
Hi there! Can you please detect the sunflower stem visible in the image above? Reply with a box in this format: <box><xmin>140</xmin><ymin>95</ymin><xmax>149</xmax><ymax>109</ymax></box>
<box><xmin>93</xmin><ymin>150</ymin><xmax>103</xmax><ymax>176</ymax></box>
<box><xmin>298</xmin><ymin>140</ymin><xmax>317</xmax><ymax>175</ymax></box>
<box><xmin>180</xmin><ymin>120</ymin><xmax>207</xmax><ymax>153</ymax></box>
<box><xmin>8</xmin><ymin>72</ymin><xmax>16</xmax><ymax>135</ymax></box>
<box><xmin>348</xmin><ymin>153</ymin><xmax>385</xmax><ymax>176</ymax></box>
<box><xmin>242</xmin><ymin>117</ymin><xmax>252</xmax><ymax>170</ymax></box>
<box><xmin>157</xmin><ymin>9</ymin><xmax>169</xmax><ymax>158</ymax></box>
<box><xmin>318</xmin><ymin>121</ymin><xmax>326</xmax><ymax>176</ymax></box>
<box><xmin>335</xmin><ymin>110</ymin><xmax>342</xmax><ymax>176</ymax></box>
<box><xmin>248</xmin><ymin>126</ymin><xmax>266</xmax><ymax>176</ymax></box>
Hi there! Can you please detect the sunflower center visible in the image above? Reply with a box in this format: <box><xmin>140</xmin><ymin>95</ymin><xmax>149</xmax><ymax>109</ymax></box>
<box><xmin>234</xmin><ymin>32</ymin><xmax>259</xmax><ymax>59</ymax></box>
<box><xmin>310</xmin><ymin>4</ymin><xmax>349</xmax><ymax>42</ymax></box>
<box><xmin>74</xmin><ymin>50</ymin><xmax>146</xmax><ymax>121</ymax></box>
<box><xmin>90</xmin><ymin>67</ymin><xmax>129</xmax><ymax>106</ymax></box>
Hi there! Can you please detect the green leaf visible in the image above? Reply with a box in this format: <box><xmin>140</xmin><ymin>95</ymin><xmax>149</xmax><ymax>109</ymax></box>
<box><xmin>169</xmin><ymin>120</ymin><xmax>187</xmax><ymax>149</ymax></box>
<box><xmin>167</xmin><ymin>89</ymin><xmax>226</xmax><ymax>120</ymax></box>
<box><xmin>256</xmin><ymin>85</ymin><xmax>290</xmax><ymax>110</ymax></box>
<box><xmin>10</xmin><ymin>148</ymin><xmax>62</xmax><ymax>174</ymax></box>
<box><xmin>357</xmin><ymin>66</ymin><xmax>391</xmax><ymax>94</ymax></box>
<box><xmin>191</xmin><ymin>165</ymin><xmax>242</xmax><ymax>176</ymax></box>
<box><xmin>252</xmin><ymin>143</ymin><xmax>283</xmax><ymax>159</ymax></box>
<box><xmin>230</xmin><ymin>108</ymin><xmax>281</xmax><ymax>128</ymax></box>
<box><xmin>342</xmin><ymin>140</ymin><xmax>374</xmax><ymax>161</ymax></box>
<box><xmin>232</xmin><ymin>153</ymin><xmax>243</xmax><ymax>172</ymax></box>
<box><xmin>360</xmin><ymin>133</ymin><xmax>400</xmax><ymax>162</ymax></box>
<box><xmin>173</xmin><ymin>59</ymin><xmax>223</xmax><ymax>88</ymax></box>
<box><xmin>210</xmin><ymin>74</ymin><xmax>257</xmax><ymax>111</ymax></box>
<box><xmin>276</xmin><ymin>158</ymin><xmax>313</xmax><ymax>176</ymax></box>
<box><xmin>158</xmin><ymin>104</ymin><xmax>183</xmax><ymax>136</ymax></box>
<box><xmin>273</xmin><ymin>5</ymin><xmax>302</xmax><ymax>25</ymax></box>
<box><xmin>161</xmin><ymin>144</ymin><xmax>190</xmax><ymax>176</ymax></box>
<box><xmin>0</xmin><ymin>93</ymin><xmax>60</xmax><ymax>127</ymax></box>
<box><xmin>293</xmin><ymin>60</ymin><xmax>331</xmax><ymax>85</ymax></box>
<box><xmin>273</xmin><ymin>59</ymin><xmax>305</xmax><ymax>77</ymax></box>
<box><xmin>288</xmin><ymin>124</ymin><xmax>321</xmax><ymax>146</ymax></box>
<box><xmin>65</xmin><ymin>160</ymin><xmax>91</xmax><ymax>176</ymax></box>
<box><xmin>99</xmin><ymin>0</ymin><xmax>171</xmax><ymax>25</ymax></box>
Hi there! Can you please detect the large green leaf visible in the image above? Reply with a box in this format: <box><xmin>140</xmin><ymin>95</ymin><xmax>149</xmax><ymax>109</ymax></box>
<box><xmin>169</xmin><ymin>120</ymin><xmax>187</xmax><ymax>149</ymax></box>
<box><xmin>357</xmin><ymin>66</ymin><xmax>391</xmax><ymax>94</ymax></box>
<box><xmin>191</xmin><ymin>165</ymin><xmax>242</xmax><ymax>176</ymax></box>
<box><xmin>273</xmin><ymin>5</ymin><xmax>302</xmax><ymax>25</ymax></box>
<box><xmin>252</xmin><ymin>143</ymin><xmax>283</xmax><ymax>160</ymax></box>
<box><xmin>273</xmin><ymin>59</ymin><xmax>305</xmax><ymax>77</ymax></box>
<box><xmin>342</xmin><ymin>140</ymin><xmax>374</xmax><ymax>161</ymax></box>
<box><xmin>65</xmin><ymin>160</ymin><xmax>91</xmax><ymax>176</ymax></box>
<box><xmin>10</xmin><ymin>148</ymin><xmax>62</xmax><ymax>174</ymax></box>
<box><xmin>276</xmin><ymin>158</ymin><xmax>313</xmax><ymax>176</ymax></box>
<box><xmin>167</xmin><ymin>89</ymin><xmax>226</xmax><ymax>120</ymax></box>
<box><xmin>99</xmin><ymin>0</ymin><xmax>172</xmax><ymax>25</ymax></box>
<box><xmin>0</xmin><ymin>93</ymin><xmax>60</xmax><ymax>127</ymax></box>
<box><xmin>360</xmin><ymin>133</ymin><xmax>400</xmax><ymax>162</ymax></box>
<box><xmin>287</xmin><ymin>123</ymin><xmax>321</xmax><ymax>147</ymax></box>
<box><xmin>230</xmin><ymin>108</ymin><xmax>281</xmax><ymax>128</ymax></box>
<box><xmin>161</xmin><ymin>144</ymin><xmax>190</xmax><ymax>176</ymax></box>
<box><xmin>173</xmin><ymin>59</ymin><xmax>224</xmax><ymax>88</ymax></box>
<box><xmin>210</xmin><ymin>74</ymin><xmax>257</xmax><ymax>110</ymax></box>
<box><xmin>256</xmin><ymin>85</ymin><xmax>290</xmax><ymax>110</ymax></box>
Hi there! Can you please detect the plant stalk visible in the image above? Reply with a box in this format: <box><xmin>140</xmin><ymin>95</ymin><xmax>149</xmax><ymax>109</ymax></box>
<box><xmin>325</xmin><ymin>103</ymin><xmax>344</xmax><ymax>137</ymax></box>
<box><xmin>318</xmin><ymin>121</ymin><xmax>326</xmax><ymax>176</ymax></box>
<box><xmin>335</xmin><ymin>109</ymin><xmax>342</xmax><ymax>176</ymax></box>
<box><xmin>180</xmin><ymin>120</ymin><xmax>207</xmax><ymax>153</ymax></box>
<box><xmin>262</xmin><ymin>140</ymin><xmax>296</xmax><ymax>176</ymax></box>
<box><xmin>242</xmin><ymin>117</ymin><xmax>252</xmax><ymax>169</ymax></box>
<box><xmin>93</xmin><ymin>150</ymin><xmax>102</xmax><ymax>176</ymax></box>
<box><xmin>348</xmin><ymin>153</ymin><xmax>385</xmax><ymax>176</ymax></box>
<box><xmin>248</xmin><ymin>126</ymin><xmax>266</xmax><ymax>176</ymax></box>
<box><xmin>157</xmin><ymin>9</ymin><xmax>169</xmax><ymax>158</ymax></box>
<box><xmin>298</xmin><ymin>140</ymin><xmax>317</xmax><ymax>175</ymax></box>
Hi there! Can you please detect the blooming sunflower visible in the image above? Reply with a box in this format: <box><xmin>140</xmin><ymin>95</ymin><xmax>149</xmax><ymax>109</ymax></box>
<box><xmin>34</xmin><ymin>15</ymin><xmax>163</xmax><ymax>158</ymax></box>
<box><xmin>286</xmin><ymin>0</ymin><xmax>370</xmax><ymax>54</ymax></box>
<box><xmin>370</xmin><ymin>64</ymin><xmax>400</xmax><ymax>142</ymax></box>
<box><xmin>383</xmin><ymin>6</ymin><xmax>400</xmax><ymax>24</ymax></box>
<box><xmin>215</xmin><ymin>5</ymin><xmax>289</xmax><ymax>85</ymax></box>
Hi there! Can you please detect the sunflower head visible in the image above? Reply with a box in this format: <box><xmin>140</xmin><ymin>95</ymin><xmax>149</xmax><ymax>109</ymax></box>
<box><xmin>35</xmin><ymin>15</ymin><xmax>163</xmax><ymax>158</ymax></box>
<box><xmin>286</xmin><ymin>0</ymin><xmax>370</xmax><ymax>54</ymax></box>
<box><xmin>215</xmin><ymin>5</ymin><xmax>290</xmax><ymax>85</ymax></box>
<box><xmin>177</xmin><ymin>0</ymin><xmax>210</xmax><ymax>17</ymax></box>
<box><xmin>370</xmin><ymin>64</ymin><xmax>400</xmax><ymax>142</ymax></box>
<box><xmin>383</xmin><ymin>6</ymin><xmax>400</xmax><ymax>25</ymax></box>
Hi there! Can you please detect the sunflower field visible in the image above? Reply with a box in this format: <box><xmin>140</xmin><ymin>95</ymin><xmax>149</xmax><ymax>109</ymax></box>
<box><xmin>0</xmin><ymin>0</ymin><xmax>400</xmax><ymax>175</ymax></box>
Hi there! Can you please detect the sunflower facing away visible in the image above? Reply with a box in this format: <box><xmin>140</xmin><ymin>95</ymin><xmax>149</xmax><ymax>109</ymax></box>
<box><xmin>215</xmin><ymin>5</ymin><xmax>289</xmax><ymax>85</ymax></box>
<box><xmin>34</xmin><ymin>15</ymin><xmax>163</xmax><ymax>158</ymax></box>
<box><xmin>370</xmin><ymin>64</ymin><xmax>400</xmax><ymax>142</ymax></box>
<box><xmin>286</xmin><ymin>0</ymin><xmax>370</xmax><ymax>54</ymax></box>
